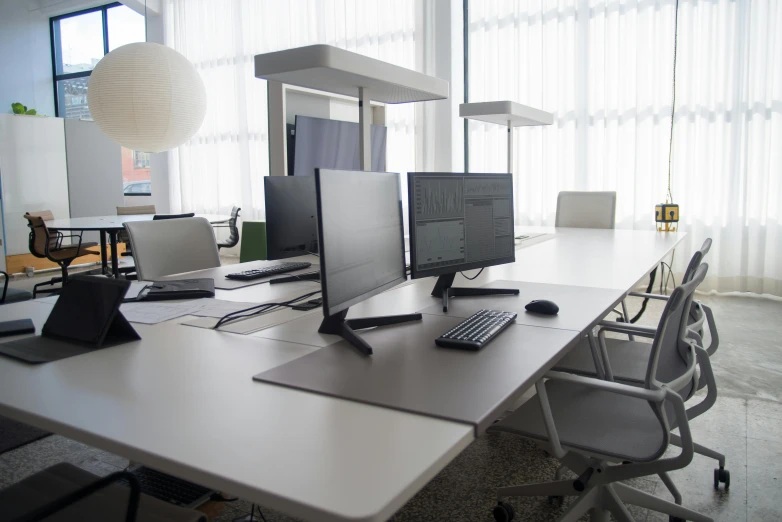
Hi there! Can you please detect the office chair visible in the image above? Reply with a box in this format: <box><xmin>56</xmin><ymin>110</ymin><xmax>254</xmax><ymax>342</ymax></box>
<box><xmin>0</xmin><ymin>462</ymin><xmax>206</xmax><ymax>522</ymax></box>
<box><xmin>23</xmin><ymin>211</ymin><xmax>100</xmax><ymax>297</ymax></box>
<box><xmin>555</xmin><ymin>191</ymin><xmax>617</xmax><ymax>229</ymax></box>
<box><xmin>153</xmin><ymin>213</ymin><xmax>196</xmax><ymax>220</ymax></box>
<box><xmin>215</xmin><ymin>206</ymin><xmax>241</xmax><ymax>251</ymax></box>
<box><xmin>552</xmin><ymin>239</ymin><xmax>727</xmax><ymax>489</ymax></box>
<box><xmin>489</xmin><ymin>264</ymin><xmax>712</xmax><ymax>522</ymax></box>
<box><xmin>123</xmin><ymin>217</ymin><xmax>220</xmax><ymax>281</ymax></box>
<box><xmin>0</xmin><ymin>271</ymin><xmax>32</xmax><ymax>304</ymax></box>
<box><xmin>117</xmin><ymin>205</ymin><xmax>157</xmax><ymax>279</ymax></box>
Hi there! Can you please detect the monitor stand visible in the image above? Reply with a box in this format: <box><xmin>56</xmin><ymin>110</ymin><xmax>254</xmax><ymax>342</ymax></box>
<box><xmin>318</xmin><ymin>309</ymin><xmax>422</xmax><ymax>356</ymax></box>
<box><xmin>432</xmin><ymin>272</ymin><xmax>519</xmax><ymax>313</ymax></box>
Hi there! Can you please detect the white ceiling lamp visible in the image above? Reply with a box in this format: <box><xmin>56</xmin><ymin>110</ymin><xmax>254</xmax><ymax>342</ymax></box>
<box><xmin>87</xmin><ymin>4</ymin><xmax>205</xmax><ymax>153</ymax></box>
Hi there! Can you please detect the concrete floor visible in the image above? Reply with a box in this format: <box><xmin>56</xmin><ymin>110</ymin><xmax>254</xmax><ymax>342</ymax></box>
<box><xmin>0</xmin><ymin>283</ymin><xmax>779</xmax><ymax>521</ymax></box>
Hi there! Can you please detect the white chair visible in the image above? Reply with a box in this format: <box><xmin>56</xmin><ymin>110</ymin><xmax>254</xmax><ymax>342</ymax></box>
<box><xmin>555</xmin><ymin>191</ymin><xmax>617</xmax><ymax>229</ymax></box>
<box><xmin>124</xmin><ymin>217</ymin><xmax>220</xmax><ymax>281</ymax></box>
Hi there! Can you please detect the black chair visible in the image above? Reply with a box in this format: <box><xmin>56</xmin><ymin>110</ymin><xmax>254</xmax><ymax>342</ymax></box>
<box><xmin>0</xmin><ymin>462</ymin><xmax>206</xmax><ymax>522</ymax></box>
<box><xmin>23</xmin><ymin>211</ymin><xmax>100</xmax><ymax>297</ymax></box>
<box><xmin>216</xmin><ymin>206</ymin><xmax>241</xmax><ymax>251</ymax></box>
<box><xmin>153</xmin><ymin>213</ymin><xmax>196</xmax><ymax>220</ymax></box>
<box><xmin>0</xmin><ymin>271</ymin><xmax>32</xmax><ymax>304</ymax></box>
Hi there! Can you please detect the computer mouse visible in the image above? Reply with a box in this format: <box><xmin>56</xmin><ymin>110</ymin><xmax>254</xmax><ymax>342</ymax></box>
<box><xmin>525</xmin><ymin>299</ymin><xmax>559</xmax><ymax>315</ymax></box>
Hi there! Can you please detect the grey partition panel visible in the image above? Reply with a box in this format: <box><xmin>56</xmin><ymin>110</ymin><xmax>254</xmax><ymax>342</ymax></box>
<box><xmin>64</xmin><ymin>119</ymin><xmax>123</xmax><ymax>243</ymax></box>
<box><xmin>417</xmin><ymin>281</ymin><xmax>625</xmax><ymax>333</ymax></box>
<box><xmin>254</xmin><ymin>313</ymin><xmax>579</xmax><ymax>433</ymax></box>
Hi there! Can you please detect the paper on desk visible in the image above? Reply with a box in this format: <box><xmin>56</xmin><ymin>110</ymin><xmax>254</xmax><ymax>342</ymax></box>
<box><xmin>182</xmin><ymin>306</ymin><xmax>320</xmax><ymax>334</ymax></box>
<box><xmin>120</xmin><ymin>301</ymin><xmax>206</xmax><ymax>324</ymax></box>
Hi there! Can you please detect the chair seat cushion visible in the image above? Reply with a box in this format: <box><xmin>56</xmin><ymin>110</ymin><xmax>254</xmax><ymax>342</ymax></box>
<box><xmin>553</xmin><ymin>337</ymin><xmax>650</xmax><ymax>384</ymax></box>
<box><xmin>0</xmin><ymin>462</ymin><xmax>206</xmax><ymax>522</ymax></box>
<box><xmin>488</xmin><ymin>380</ymin><xmax>667</xmax><ymax>463</ymax></box>
<box><xmin>3</xmin><ymin>287</ymin><xmax>33</xmax><ymax>304</ymax></box>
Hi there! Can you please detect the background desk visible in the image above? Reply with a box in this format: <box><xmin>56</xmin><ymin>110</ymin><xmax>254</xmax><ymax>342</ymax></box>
<box><xmin>47</xmin><ymin>214</ymin><xmax>230</xmax><ymax>277</ymax></box>
<box><xmin>0</xmin><ymin>227</ymin><xmax>684</xmax><ymax>522</ymax></box>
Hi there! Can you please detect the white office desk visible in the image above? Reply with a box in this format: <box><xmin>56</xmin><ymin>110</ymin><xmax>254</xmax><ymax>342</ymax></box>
<box><xmin>0</xmin><ymin>227</ymin><xmax>685</xmax><ymax>522</ymax></box>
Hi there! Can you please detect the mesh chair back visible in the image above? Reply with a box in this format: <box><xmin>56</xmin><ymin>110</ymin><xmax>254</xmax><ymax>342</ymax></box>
<box><xmin>222</xmin><ymin>206</ymin><xmax>241</xmax><ymax>248</ymax></box>
<box><xmin>555</xmin><ymin>191</ymin><xmax>617</xmax><ymax>229</ymax></box>
<box><xmin>645</xmin><ymin>263</ymin><xmax>709</xmax><ymax>399</ymax></box>
<box><xmin>117</xmin><ymin>205</ymin><xmax>156</xmax><ymax>215</ymax></box>
<box><xmin>23</xmin><ymin>213</ymin><xmax>56</xmax><ymax>257</ymax></box>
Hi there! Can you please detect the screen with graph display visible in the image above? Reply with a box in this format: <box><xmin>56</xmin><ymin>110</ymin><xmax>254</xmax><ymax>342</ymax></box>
<box><xmin>408</xmin><ymin>172</ymin><xmax>515</xmax><ymax>278</ymax></box>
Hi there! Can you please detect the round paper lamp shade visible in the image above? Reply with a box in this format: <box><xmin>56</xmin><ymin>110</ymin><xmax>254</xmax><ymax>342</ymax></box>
<box><xmin>87</xmin><ymin>42</ymin><xmax>206</xmax><ymax>153</ymax></box>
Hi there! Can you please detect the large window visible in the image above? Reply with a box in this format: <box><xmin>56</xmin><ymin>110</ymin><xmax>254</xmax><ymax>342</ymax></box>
<box><xmin>51</xmin><ymin>3</ymin><xmax>149</xmax><ymax>196</ymax></box>
<box><xmin>50</xmin><ymin>3</ymin><xmax>145</xmax><ymax>119</ymax></box>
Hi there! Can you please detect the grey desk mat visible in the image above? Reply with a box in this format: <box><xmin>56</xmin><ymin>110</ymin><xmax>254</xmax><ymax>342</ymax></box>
<box><xmin>161</xmin><ymin>259</ymin><xmax>320</xmax><ymax>290</ymax></box>
<box><xmin>417</xmin><ymin>280</ymin><xmax>625</xmax><ymax>333</ymax></box>
<box><xmin>254</xmin><ymin>313</ymin><xmax>579</xmax><ymax>433</ymax></box>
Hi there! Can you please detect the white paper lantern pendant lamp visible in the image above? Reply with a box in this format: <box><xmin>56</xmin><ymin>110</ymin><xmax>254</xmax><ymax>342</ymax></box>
<box><xmin>88</xmin><ymin>41</ymin><xmax>206</xmax><ymax>153</ymax></box>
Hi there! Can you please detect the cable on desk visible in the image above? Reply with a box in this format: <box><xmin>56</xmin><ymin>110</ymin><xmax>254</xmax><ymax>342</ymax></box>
<box><xmin>618</xmin><ymin>266</ymin><xmax>658</xmax><ymax>324</ymax></box>
<box><xmin>213</xmin><ymin>290</ymin><xmax>322</xmax><ymax>329</ymax></box>
<box><xmin>460</xmin><ymin>268</ymin><xmax>484</xmax><ymax>280</ymax></box>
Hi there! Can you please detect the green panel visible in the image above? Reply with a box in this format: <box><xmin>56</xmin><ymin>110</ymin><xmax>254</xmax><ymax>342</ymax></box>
<box><xmin>239</xmin><ymin>221</ymin><xmax>267</xmax><ymax>262</ymax></box>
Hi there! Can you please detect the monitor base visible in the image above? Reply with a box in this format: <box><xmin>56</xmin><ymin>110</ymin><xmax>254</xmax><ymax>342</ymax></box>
<box><xmin>318</xmin><ymin>309</ymin><xmax>423</xmax><ymax>356</ymax></box>
<box><xmin>431</xmin><ymin>273</ymin><xmax>519</xmax><ymax>313</ymax></box>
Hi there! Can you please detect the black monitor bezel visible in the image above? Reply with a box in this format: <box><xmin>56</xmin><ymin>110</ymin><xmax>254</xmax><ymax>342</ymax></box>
<box><xmin>315</xmin><ymin>168</ymin><xmax>408</xmax><ymax>317</ymax></box>
<box><xmin>407</xmin><ymin>172</ymin><xmax>516</xmax><ymax>280</ymax></box>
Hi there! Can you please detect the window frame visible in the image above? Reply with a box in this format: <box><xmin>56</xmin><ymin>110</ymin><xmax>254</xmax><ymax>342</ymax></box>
<box><xmin>49</xmin><ymin>2</ymin><xmax>123</xmax><ymax>118</ymax></box>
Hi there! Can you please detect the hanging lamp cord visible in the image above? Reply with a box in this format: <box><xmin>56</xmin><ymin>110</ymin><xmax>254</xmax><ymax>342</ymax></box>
<box><xmin>666</xmin><ymin>0</ymin><xmax>680</xmax><ymax>204</ymax></box>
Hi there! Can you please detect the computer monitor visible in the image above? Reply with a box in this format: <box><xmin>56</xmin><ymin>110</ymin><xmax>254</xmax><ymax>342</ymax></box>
<box><xmin>292</xmin><ymin>115</ymin><xmax>387</xmax><ymax>176</ymax></box>
<box><xmin>315</xmin><ymin>168</ymin><xmax>421</xmax><ymax>355</ymax></box>
<box><xmin>408</xmin><ymin>172</ymin><xmax>520</xmax><ymax>311</ymax></box>
<box><xmin>264</xmin><ymin>176</ymin><xmax>318</xmax><ymax>260</ymax></box>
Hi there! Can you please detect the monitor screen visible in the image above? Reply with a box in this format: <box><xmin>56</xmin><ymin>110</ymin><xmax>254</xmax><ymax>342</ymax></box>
<box><xmin>264</xmin><ymin>176</ymin><xmax>318</xmax><ymax>260</ymax></box>
<box><xmin>316</xmin><ymin>168</ymin><xmax>406</xmax><ymax>317</ymax></box>
<box><xmin>293</xmin><ymin>115</ymin><xmax>387</xmax><ymax>176</ymax></box>
<box><xmin>408</xmin><ymin>172</ymin><xmax>515</xmax><ymax>278</ymax></box>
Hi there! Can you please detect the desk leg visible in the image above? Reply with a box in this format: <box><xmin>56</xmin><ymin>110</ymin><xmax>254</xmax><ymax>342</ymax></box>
<box><xmin>99</xmin><ymin>231</ymin><xmax>109</xmax><ymax>275</ymax></box>
<box><xmin>108</xmin><ymin>231</ymin><xmax>119</xmax><ymax>278</ymax></box>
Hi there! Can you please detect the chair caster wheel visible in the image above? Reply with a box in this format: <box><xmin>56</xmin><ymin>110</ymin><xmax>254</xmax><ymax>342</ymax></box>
<box><xmin>492</xmin><ymin>501</ymin><xmax>515</xmax><ymax>521</ymax></box>
<box><xmin>546</xmin><ymin>496</ymin><xmax>564</xmax><ymax>507</ymax></box>
<box><xmin>714</xmin><ymin>467</ymin><xmax>730</xmax><ymax>490</ymax></box>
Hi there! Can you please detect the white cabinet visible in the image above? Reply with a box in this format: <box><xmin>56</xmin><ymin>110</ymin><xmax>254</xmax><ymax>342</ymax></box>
<box><xmin>0</xmin><ymin>114</ymin><xmax>70</xmax><ymax>256</ymax></box>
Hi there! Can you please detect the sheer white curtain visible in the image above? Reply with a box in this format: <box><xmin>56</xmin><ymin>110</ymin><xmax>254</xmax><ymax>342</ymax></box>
<box><xmin>162</xmin><ymin>0</ymin><xmax>418</xmax><ymax>223</ymax></box>
<box><xmin>468</xmin><ymin>0</ymin><xmax>782</xmax><ymax>295</ymax></box>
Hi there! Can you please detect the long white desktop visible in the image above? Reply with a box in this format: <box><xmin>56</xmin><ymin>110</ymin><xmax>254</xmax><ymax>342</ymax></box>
<box><xmin>0</xmin><ymin>226</ymin><xmax>682</xmax><ymax>522</ymax></box>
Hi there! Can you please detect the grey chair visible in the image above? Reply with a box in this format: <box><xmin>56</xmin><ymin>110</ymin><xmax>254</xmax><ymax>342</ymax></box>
<box><xmin>555</xmin><ymin>191</ymin><xmax>617</xmax><ymax>229</ymax></box>
<box><xmin>488</xmin><ymin>264</ymin><xmax>712</xmax><ymax>522</ymax></box>
<box><xmin>124</xmin><ymin>217</ymin><xmax>220</xmax><ymax>281</ymax></box>
<box><xmin>0</xmin><ymin>462</ymin><xmax>206</xmax><ymax>522</ymax></box>
<box><xmin>552</xmin><ymin>239</ymin><xmax>728</xmax><ymax>489</ymax></box>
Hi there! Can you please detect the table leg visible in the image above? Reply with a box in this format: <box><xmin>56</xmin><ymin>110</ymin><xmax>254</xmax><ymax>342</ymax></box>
<box><xmin>108</xmin><ymin>231</ymin><xmax>120</xmax><ymax>278</ymax></box>
<box><xmin>99</xmin><ymin>231</ymin><xmax>109</xmax><ymax>275</ymax></box>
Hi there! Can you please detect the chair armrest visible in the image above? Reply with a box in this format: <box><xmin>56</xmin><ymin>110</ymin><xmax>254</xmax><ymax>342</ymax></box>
<box><xmin>0</xmin><ymin>271</ymin><xmax>8</xmax><ymax>303</ymax></box>
<box><xmin>701</xmin><ymin>304</ymin><xmax>719</xmax><ymax>357</ymax></box>
<box><xmin>628</xmin><ymin>292</ymin><xmax>670</xmax><ymax>301</ymax></box>
<box><xmin>545</xmin><ymin>371</ymin><xmax>667</xmax><ymax>402</ymax></box>
<box><xmin>12</xmin><ymin>470</ymin><xmax>140</xmax><ymax>522</ymax></box>
<box><xmin>598</xmin><ymin>320</ymin><xmax>657</xmax><ymax>337</ymax></box>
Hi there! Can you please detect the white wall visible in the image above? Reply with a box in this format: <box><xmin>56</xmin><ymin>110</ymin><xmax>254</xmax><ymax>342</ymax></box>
<box><xmin>0</xmin><ymin>0</ymin><xmax>57</xmax><ymax>117</ymax></box>
<box><xmin>0</xmin><ymin>114</ymin><xmax>70</xmax><ymax>256</ymax></box>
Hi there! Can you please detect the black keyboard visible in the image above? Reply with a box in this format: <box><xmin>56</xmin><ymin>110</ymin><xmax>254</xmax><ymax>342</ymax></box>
<box><xmin>119</xmin><ymin>466</ymin><xmax>214</xmax><ymax>508</ymax></box>
<box><xmin>435</xmin><ymin>309</ymin><xmax>517</xmax><ymax>351</ymax></box>
<box><xmin>225</xmin><ymin>261</ymin><xmax>312</xmax><ymax>281</ymax></box>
